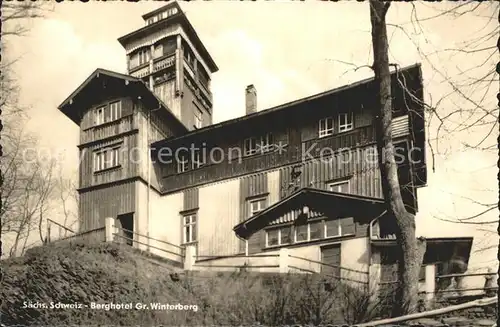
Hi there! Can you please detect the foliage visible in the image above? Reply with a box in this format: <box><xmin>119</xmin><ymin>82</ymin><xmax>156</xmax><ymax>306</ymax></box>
<box><xmin>1</xmin><ymin>242</ymin><xmax>396</xmax><ymax>325</ymax></box>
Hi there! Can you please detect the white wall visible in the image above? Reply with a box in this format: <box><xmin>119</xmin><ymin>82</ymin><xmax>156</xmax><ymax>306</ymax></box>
<box><xmin>198</xmin><ymin>179</ymin><xmax>240</xmax><ymax>256</ymax></box>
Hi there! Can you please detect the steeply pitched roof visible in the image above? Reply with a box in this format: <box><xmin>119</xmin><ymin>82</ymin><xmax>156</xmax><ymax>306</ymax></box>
<box><xmin>57</xmin><ymin>68</ymin><xmax>188</xmax><ymax>134</ymax></box>
<box><xmin>233</xmin><ymin>187</ymin><xmax>386</xmax><ymax>239</ymax></box>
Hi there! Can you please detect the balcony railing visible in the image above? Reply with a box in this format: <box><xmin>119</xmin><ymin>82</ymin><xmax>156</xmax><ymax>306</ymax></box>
<box><xmin>80</xmin><ymin>115</ymin><xmax>134</xmax><ymax>144</ymax></box>
<box><xmin>130</xmin><ymin>65</ymin><xmax>150</xmax><ymax>78</ymax></box>
<box><xmin>153</xmin><ymin>54</ymin><xmax>175</xmax><ymax>73</ymax></box>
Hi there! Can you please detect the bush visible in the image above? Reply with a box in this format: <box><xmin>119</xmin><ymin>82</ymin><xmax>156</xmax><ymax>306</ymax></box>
<box><xmin>1</xmin><ymin>243</ymin><xmax>393</xmax><ymax>325</ymax></box>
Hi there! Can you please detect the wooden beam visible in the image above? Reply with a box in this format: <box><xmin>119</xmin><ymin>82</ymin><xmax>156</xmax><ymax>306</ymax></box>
<box><xmin>355</xmin><ymin>296</ymin><xmax>497</xmax><ymax>327</ymax></box>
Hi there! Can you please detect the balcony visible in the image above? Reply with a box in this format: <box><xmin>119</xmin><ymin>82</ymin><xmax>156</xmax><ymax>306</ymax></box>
<box><xmin>130</xmin><ymin>65</ymin><xmax>150</xmax><ymax>79</ymax></box>
<box><xmin>153</xmin><ymin>54</ymin><xmax>175</xmax><ymax>73</ymax></box>
<box><xmin>80</xmin><ymin>115</ymin><xmax>135</xmax><ymax>145</ymax></box>
<box><xmin>183</xmin><ymin>59</ymin><xmax>213</xmax><ymax>105</ymax></box>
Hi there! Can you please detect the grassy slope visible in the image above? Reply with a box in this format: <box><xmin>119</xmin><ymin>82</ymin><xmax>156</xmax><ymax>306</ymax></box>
<box><xmin>1</xmin><ymin>242</ymin><xmax>208</xmax><ymax>325</ymax></box>
<box><xmin>1</xmin><ymin>241</ymin><xmax>391</xmax><ymax>326</ymax></box>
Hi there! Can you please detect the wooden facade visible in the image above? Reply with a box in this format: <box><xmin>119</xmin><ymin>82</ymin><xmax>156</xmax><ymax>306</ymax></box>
<box><xmin>59</xmin><ymin>4</ymin><xmax>426</xmax><ymax>278</ymax></box>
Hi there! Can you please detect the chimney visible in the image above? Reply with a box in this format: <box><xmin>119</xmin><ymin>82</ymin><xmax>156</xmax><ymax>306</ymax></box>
<box><xmin>245</xmin><ymin>84</ymin><xmax>257</xmax><ymax>115</ymax></box>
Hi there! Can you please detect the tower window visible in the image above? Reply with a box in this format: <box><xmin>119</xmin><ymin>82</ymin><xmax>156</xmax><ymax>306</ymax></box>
<box><xmin>94</xmin><ymin>146</ymin><xmax>120</xmax><ymax>172</ymax></box>
<box><xmin>194</xmin><ymin>107</ymin><xmax>203</xmax><ymax>129</ymax></box>
<box><xmin>110</xmin><ymin>101</ymin><xmax>122</xmax><ymax>121</ymax></box>
<box><xmin>94</xmin><ymin>106</ymin><xmax>105</xmax><ymax>125</ymax></box>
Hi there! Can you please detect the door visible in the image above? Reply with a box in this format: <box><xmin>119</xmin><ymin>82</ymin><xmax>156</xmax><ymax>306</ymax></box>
<box><xmin>117</xmin><ymin>213</ymin><xmax>134</xmax><ymax>246</ymax></box>
<box><xmin>321</xmin><ymin>244</ymin><xmax>341</xmax><ymax>278</ymax></box>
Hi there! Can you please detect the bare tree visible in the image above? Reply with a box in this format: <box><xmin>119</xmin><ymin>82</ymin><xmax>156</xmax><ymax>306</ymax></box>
<box><xmin>0</xmin><ymin>1</ymin><xmax>66</xmax><ymax>257</ymax></box>
<box><xmin>369</xmin><ymin>0</ymin><xmax>426</xmax><ymax>315</ymax></box>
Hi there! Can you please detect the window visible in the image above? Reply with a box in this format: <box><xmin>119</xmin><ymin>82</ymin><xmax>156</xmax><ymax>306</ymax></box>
<box><xmin>137</xmin><ymin>48</ymin><xmax>150</xmax><ymax>66</ymax></box>
<box><xmin>319</xmin><ymin>117</ymin><xmax>334</xmax><ymax>138</ymax></box>
<box><xmin>194</xmin><ymin>108</ymin><xmax>203</xmax><ymax>129</ymax></box>
<box><xmin>93</xmin><ymin>147</ymin><xmax>120</xmax><ymax>172</ymax></box>
<box><xmin>325</xmin><ymin>219</ymin><xmax>341</xmax><ymax>238</ymax></box>
<box><xmin>267</xmin><ymin>228</ymin><xmax>279</xmax><ymax>247</ymax></box>
<box><xmin>279</xmin><ymin>217</ymin><xmax>354</xmax><ymax>247</ymax></box>
<box><xmin>110</xmin><ymin>101</ymin><xmax>122</xmax><ymax>121</ymax></box>
<box><xmin>94</xmin><ymin>106</ymin><xmax>105</xmax><ymax>125</ymax></box>
<box><xmin>249</xmin><ymin>197</ymin><xmax>266</xmax><ymax>217</ymax></box>
<box><xmin>183</xmin><ymin>213</ymin><xmax>197</xmax><ymax>244</ymax></box>
<box><xmin>177</xmin><ymin>157</ymin><xmax>189</xmax><ymax>173</ymax></box>
<box><xmin>244</xmin><ymin>133</ymin><xmax>273</xmax><ymax>156</ymax></box>
<box><xmin>259</xmin><ymin>133</ymin><xmax>274</xmax><ymax>153</ymax></box>
<box><xmin>295</xmin><ymin>223</ymin><xmax>308</xmax><ymax>242</ymax></box>
<box><xmin>280</xmin><ymin>226</ymin><xmax>292</xmax><ymax>245</ymax></box>
<box><xmin>183</xmin><ymin>45</ymin><xmax>195</xmax><ymax>68</ymax></box>
<box><xmin>191</xmin><ymin>150</ymin><xmax>204</xmax><ymax>169</ymax></box>
<box><xmin>244</xmin><ymin>137</ymin><xmax>258</xmax><ymax>156</ymax></box>
<box><xmin>198</xmin><ymin>67</ymin><xmax>210</xmax><ymax>89</ymax></box>
<box><xmin>309</xmin><ymin>220</ymin><xmax>323</xmax><ymax>240</ymax></box>
<box><xmin>339</xmin><ymin>112</ymin><xmax>354</xmax><ymax>132</ymax></box>
<box><xmin>328</xmin><ymin>180</ymin><xmax>350</xmax><ymax>193</ymax></box>
<box><xmin>266</xmin><ymin>226</ymin><xmax>292</xmax><ymax>247</ymax></box>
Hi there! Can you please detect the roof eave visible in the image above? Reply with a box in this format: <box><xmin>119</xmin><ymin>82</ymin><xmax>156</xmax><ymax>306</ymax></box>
<box><xmin>117</xmin><ymin>16</ymin><xmax>219</xmax><ymax>74</ymax></box>
<box><xmin>233</xmin><ymin>188</ymin><xmax>385</xmax><ymax>239</ymax></box>
<box><xmin>152</xmin><ymin>63</ymin><xmax>423</xmax><ymax>150</ymax></box>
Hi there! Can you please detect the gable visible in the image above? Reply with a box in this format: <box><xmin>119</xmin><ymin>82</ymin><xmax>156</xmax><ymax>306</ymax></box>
<box><xmin>58</xmin><ymin>68</ymin><xmax>187</xmax><ymax>134</ymax></box>
<box><xmin>233</xmin><ymin>188</ymin><xmax>385</xmax><ymax>239</ymax></box>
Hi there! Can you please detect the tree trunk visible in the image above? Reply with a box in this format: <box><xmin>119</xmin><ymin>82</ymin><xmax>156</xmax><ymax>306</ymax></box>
<box><xmin>369</xmin><ymin>0</ymin><xmax>426</xmax><ymax>315</ymax></box>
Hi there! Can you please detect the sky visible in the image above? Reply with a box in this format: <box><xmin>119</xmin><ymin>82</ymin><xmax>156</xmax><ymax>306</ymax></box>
<box><xmin>5</xmin><ymin>1</ymin><xmax>498</xmax><ymax>271</ymax></box>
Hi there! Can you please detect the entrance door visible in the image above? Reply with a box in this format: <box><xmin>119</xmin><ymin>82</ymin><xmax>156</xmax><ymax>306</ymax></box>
<box><xmin>321</xmin><ymin>244</ymin><xmax>341</xmax><ymax>278</ymax></box>
<box><xmin>117</xmin><ymin>213</ymin><xmax>134</xmax><ymax>246</ymax></box>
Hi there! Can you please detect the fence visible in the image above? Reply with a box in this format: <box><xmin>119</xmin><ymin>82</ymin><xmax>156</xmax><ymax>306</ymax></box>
<box><xmin>289</xmin><ymin>255</ymin><xmax>370</xmax><ymax>286</ymax></box>
<box><xmin>186</xmin><ymin>248</ymin><xmax>370</xmax><ymax>286</ymax></box>
<box><xmin>434</xmin><ymin>271</ymin><xmax>498</xmax><ymax>299</ymax></box>
<box><xmin>375</xmin><ymin>267</ymin><xmax>498</xmax><ymax>308</ymax></box>
<box><xmin>111</xmin><ymin>226</ymin><xmax>185</xmax><ymax>265</ymax></box>
<box><xmin>47</xmin><ymin>217</ymin><xmax>106</xmax><ymax>245</ymax></box>
<box><xmin>192</xmin><ymin>253</ymin><xmax>281</xmax><ymax>272</ymax></box>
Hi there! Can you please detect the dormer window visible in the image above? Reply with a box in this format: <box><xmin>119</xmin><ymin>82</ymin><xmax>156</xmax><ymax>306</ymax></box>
<box><xmin>319</xmin><ymin>117</ymin><xmax>334</xmax><ymax>138</ymax></box>
<box><xmin>338</xmin><ymin>112</ymin><xmax>354</xmax><ymax>133</ymax></box>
